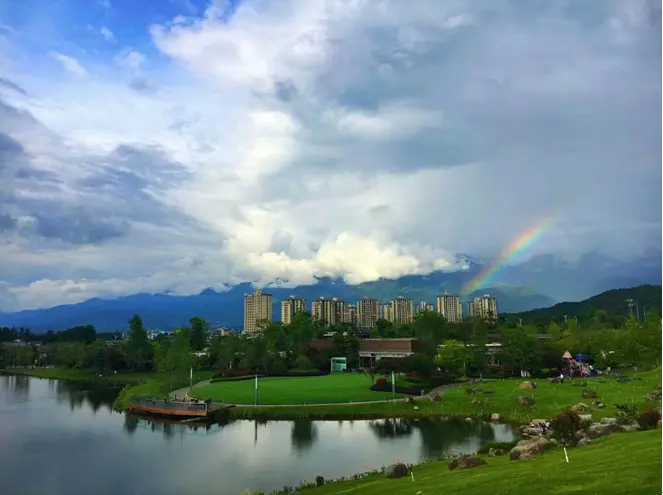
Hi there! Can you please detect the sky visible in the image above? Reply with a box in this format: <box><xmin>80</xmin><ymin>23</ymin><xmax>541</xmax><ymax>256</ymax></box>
<box><xmin>0</xmin><ymin>0</ymin><xmax>660</xmax><ymax>311</ymax></box>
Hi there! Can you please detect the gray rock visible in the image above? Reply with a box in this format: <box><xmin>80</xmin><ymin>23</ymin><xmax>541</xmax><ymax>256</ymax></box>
<box><xmin>579</xmin><ymin>414</ymin><xmax>593</xmax><ymax>423</ymax></box>
<box><xmin>577</xmin><ymin>437</ymin><xmax>593</xmax><ymax>446</ymax></box>
<box><xmin>509</xmin><ymin>436</ymin><xmax>553</xmax><ymax>461</ymax></box>
<box><xmin>488</xmin><ymin>448</ymin><xmax>505</xmax><ymax>457</ymax></box>
<box><xmin>518</xmin><ymin>396</ymin><xmax>536</xmax><ymax>406</ymax></box>
<box><xmin>592</xmin><ymin>400</ymin><xmax>605</xmax><ymax>409</ymax></box>
<box><xmin>618</xmin><ymin>424</ymin><xmax>639</xmax><ymax>433</ymax></box>
<box><xmin>519</xmin><ymin>381</ymin><xmax>537</xmax><ymax>390</ymax></box>
<box><xmin>581</xmin><ymin>390</ymin><xmax>598</xmax><ymax>399</ymax></box>
<box><xmin>571</xmin><ymin>402</ymin><xmax>589</xmax><ymax>413</ymax></box>
<box><xmin>448</xmin><ymin>455</ymin><xmax>487</xmax><ymax>471</ymax></box>
<box><xmin>600</xmin><ymin>417</ymin><xmax>617</xmax><ymax>426</ymax></box>
<box><xmin>384</xmin><ymin>463</ymin><xmax>409</xmax><ymax>479</ymax></box>
<box><xmin>490</xmin><ymin>413</ymin><xmax>501</xmax><ymax>422</ymax></box>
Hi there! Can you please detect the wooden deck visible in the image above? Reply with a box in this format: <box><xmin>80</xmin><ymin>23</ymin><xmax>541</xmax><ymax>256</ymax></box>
<box><xmin>129</xmin><ymin>397</ymin><xmax>230</xmax><ymax>418</ymax></box>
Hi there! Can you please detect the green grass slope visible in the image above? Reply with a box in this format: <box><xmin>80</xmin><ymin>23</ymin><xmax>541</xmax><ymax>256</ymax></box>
<box><xmin>303</xmin><ymin>430</ymin><xmax>662</xmax><ymax>495</ymax></box>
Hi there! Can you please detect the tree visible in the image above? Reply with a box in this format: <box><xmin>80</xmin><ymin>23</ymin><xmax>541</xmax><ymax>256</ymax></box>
<box><xmin>168</xmin><ymin>330</ymin><xmax>195</xmax><ymax>386</ymax></box>
<box><xmin>125</xmin><ymin>315</ymin><xmax>153</xmax><ymax>371</ymax></box>
<box><xmin>189</xmin><ymin>317</ymin><xmax>210</xmax><ymax>351</ymax></box>
<box><xmin>501</xmin><ymin>327</ymin><xmax>541</xmax><ymax>375</ymax></box>
<box><xmin>546</xmin><ymin>322</ymin><xmax>562</xmax><ymax>341</ymax></box>
<box><xmin>412</xmin><ymin>311</ymin><xmax>448</xmax><ymax>356</ymax></box>
<box><xmin>436</xmin><ymin>339</ymin><xmax>470</xmax><ymax>377</ymax></box>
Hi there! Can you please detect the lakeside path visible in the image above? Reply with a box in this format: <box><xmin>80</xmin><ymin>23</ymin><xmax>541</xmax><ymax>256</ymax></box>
<box><xmin>169</xmin><ymin>378</ymin><xmax>500</xmax><ymax>408</ymax></box>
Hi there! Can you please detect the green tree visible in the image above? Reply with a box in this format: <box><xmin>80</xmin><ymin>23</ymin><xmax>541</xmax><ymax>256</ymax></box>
<box><xmin>501</xmin><ymin>327</ymin><xmax>541</xmax><ymax>375</ymax></box>
<box><xmin>125</xmin><ymin>315</ymin><xmax>153</xmax><ymax>371</ymax></box>
<box><xmin>168</xmin><ymin>330</ymin><xmax>195</xmax><ymax>386</ymax></box>
<box><xmin>189</xmin><ymin>317</ymin><xmax>210</xmax><ymax>351</ymax></box>
<box><xmin>547</xmin><ymin>322</ymin><xmax>562</xmax><ymax>341</ymax></box>
<box><xmin>413</xmin><ymin>311</ymin><xmax>448</xmax><ymax>356</ymax></box>
<box><xmin>436</xmin><ymin>339</ymin><xmax>470</xmax><ymax>377</ymax></box>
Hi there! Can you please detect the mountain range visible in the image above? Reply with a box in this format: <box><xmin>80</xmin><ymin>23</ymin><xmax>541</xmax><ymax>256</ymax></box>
<box><xmin>1</xmin><ymin>252</ymin><xmax>660</xmax><ymax>332</ymax></box>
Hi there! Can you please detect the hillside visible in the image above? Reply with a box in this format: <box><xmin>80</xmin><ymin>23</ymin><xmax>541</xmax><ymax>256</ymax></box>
<box><xmin>507</xmin><ymin>284</ymin><xmax>662</xmax><ymax>325</ymax></box>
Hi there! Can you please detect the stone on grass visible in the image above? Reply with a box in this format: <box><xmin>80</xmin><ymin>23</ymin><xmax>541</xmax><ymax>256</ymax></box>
<box><xmin>431</xmin><ymin>393</ymin><xmax>442</xmax><ymax>402</ymax></box>
<box><xmin>581</xmin><ymin>390</ymin><xmax>598</xmax><ymax>399</ymax></box>
<box><xmin>448</xmin><ymin>455</ymin><xmax>487</xmax><ymax>471</ymax></box>
<box><xmin>550</xmin><ymin>377</ymin><xmax>562</xmax><ymax>384</ymax></box>
<box><xmin>488</xmin><ymin>448</ymin><xmax>505</xmax><ymax>457</ymax></box>
<box><xmin>518</xmin><ymin>396</ymin><xmax>536</xmax><ymax>407</ymax></box>
<box><xmin>618</xmin><ymin>424</ymin><xmax>639</xmax><ymax>433</ymax></box>
<box><xmin>578</xmin><ymin>414</ymin><xmax>592</xmax><ymax>424</ymax></box>
<box><xmin>384</xmin><ymin>463</ymin><xmax>409</xmax><ymax>479</ymax></box>
<box><xmin>519</xmin><ymin>381</ymin><xmax>537</xmax><ymax>390</ymax></box>
<box><xmin>577</xmin><ymin>437</ymin><xmax>593</xmax><ymax>446</ymax></box>
<box><xmin>586</xmin><ymin>422</ymin><xmax>621</xmax><ymax>439</ymax></box>
<box><xmin>600</xmin><ymin>417</ymin><xmax>617</xmax><ymax>426</ymax></box>
<box><xmin>592</xmin><ymin>400</ymin><xmax>606</xmax><ymax>409</ymax></box>
<box><xmin>509</xmin><ymin>436</ymin><xmax>553</xmax><ymax>461</ymax></box>
<box><xmin>404</xmin><ymin>396</ymin><xmax>415</xmax><ymax>405</ymax></box>
<box><xmin>571</xmin><ymin>402</ymin><xmax>589</xmax><ymax>413</ymax></box>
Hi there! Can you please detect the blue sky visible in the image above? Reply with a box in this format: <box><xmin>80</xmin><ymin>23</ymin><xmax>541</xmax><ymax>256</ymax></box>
<box><xmin>0</xmin><ymin>0</ymin><xmax>660</xmax><ymax>310</ymax></box>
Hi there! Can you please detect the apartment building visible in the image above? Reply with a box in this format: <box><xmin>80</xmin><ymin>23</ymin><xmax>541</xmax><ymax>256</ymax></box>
<box><xmin>356</xmin><ymin>297</ymin><xmax>381</xmax><ymax>328</ymax></box>
<box><xmin>417</xmin><ymin>301</ymin><xmax>435</xmax><ymax>313</ymax></box>
<box><xmin>437</xmin><ymin>293</ymin><xmax>463</xmax><ymax>323</ymax></box>
<box><xmin>244</xmin><ymin>289</ymin><xmax>273</xmax><ymax>334</ymax></box>
<box><xmin>381</xmin><ymin>302</ymin><xmax>394</xmax><ymax>322</ymax></box>
<box><xmin>468</xmin><ymin>295</ymin><xmax>498</xmax><ymax>321</ymax></box>
<box><xmin>391</xmin><ymin>297</ymin><xmax>414</xmax><ymax>325</ymax></box>
<box><xmin>311</xmin><ymin>297</ymin><xmax>348</xmax><ymax>326</ymax></box>
<box><xmin>281</xmin><ymin>296</ymin><xmax>307</xmax><ymax>325</ymax></box>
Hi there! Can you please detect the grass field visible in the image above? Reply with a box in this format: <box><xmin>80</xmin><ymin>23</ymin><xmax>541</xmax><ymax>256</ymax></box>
<box><xmin>193</xmin><ymin>373</ymin><xmax>405</xmax><ymax>405</ymax></box>
<box><xmin>227</xmin><ymin>368</ymin><xmax>661</xmax><ymax>420</ymax></box>
<box><xmin>298</xmin><ymin>429</ymin><xmax>661</xmax><ymax>495</ymax></box>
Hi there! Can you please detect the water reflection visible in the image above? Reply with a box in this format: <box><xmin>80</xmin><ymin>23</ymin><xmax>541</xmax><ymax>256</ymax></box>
<box><xmin>291</xmin><ymin>419</ymin><xmax>319</xmax><ymax>454</ymax></box>
<box><xmin>2</xmin><ymin>374</ymin><xmax>30</xmax><ymax>402</ymax></box>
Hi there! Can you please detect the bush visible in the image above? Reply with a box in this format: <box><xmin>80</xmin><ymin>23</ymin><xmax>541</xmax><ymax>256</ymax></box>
<box><xmin>375</xmin><ymin>377</ymin><xmax>388</xmax><ymax>386</ymax></box>
<box><xmin>295</xmin><ymin>355</ymin><xmax>313</xmax><ymax>370</ymax></box>
<box><xmin>476</xmin><ymin>440</ymin><xmax>519</xmax><ymax>455</ymax></box>
<box><xmin>315</xmin><ymin>475</ymin><xmax>325</xmax><ymax>487</ymax></box>
<box><xmin>616</xmin><ymin>404</ymin><xmax>639</xmax><ymax>425</ymax></box>
<box><xmin>551</xmin><ymin>409</ymin><xmax>582</xmax><ymax>446</ymax></box>
<box><xmin>637</xmin><ymin>409</ymin><xmax>661</xmax><ymax>430</ymax></box>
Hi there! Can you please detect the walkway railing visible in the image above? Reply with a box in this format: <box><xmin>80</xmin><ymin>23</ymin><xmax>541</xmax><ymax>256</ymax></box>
<box><xmin>131</xmin><ymin>397</ymin><xmax>209</xmax><ymax>413</ymax></box>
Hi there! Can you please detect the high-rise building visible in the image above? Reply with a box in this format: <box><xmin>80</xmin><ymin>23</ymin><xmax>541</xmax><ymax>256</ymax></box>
<box><xmin>344</xmin><ymin>304</ymin><xmax>357</xmax><ymax>325</ymax></box>
<box><xmin>244</xmin><ymin>289</ymin><xmax>273</xmax><ymax>334</ymax></box>
<box><xmin>311</xmin><ymin>297</ymin><xmax>347</xmax><ymax>326</ymax></box>
<box><xmin>468</xmin><ymin>295</ymin><xmax>498</xmax><ymax>321</ymax></box>
<box><xmin>356</xmin><ymin>298</ymin><xmax>380</xmax><ymax>328</ymax></box>
<box><xmin>437</xmin><ymin>293</ymin><xmax>463</xmax><ymax>323</ymax></box>
<box><xmin>391</xmin><ymin>297</ymin><xmax>414</xmax><ymax>325</ymax></box>
<box><xmin>417</xmin><ymin>301</ymin><xmax>434</xmax><ymax>313</ymax></box>
<box><xmin>281</xmin><ymin>296</ymin><xmax>307</xmax><ymax>325</ymax></box>
<box><xmin>381</xmin><ymin>302</ymin><xmax>394</xmax><ymax>322</ymax></box>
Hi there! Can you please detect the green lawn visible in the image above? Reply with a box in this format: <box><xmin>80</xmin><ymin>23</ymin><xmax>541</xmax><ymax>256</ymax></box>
<box><xmin>228</xmin><ymin>368</ymin><xmax>661</xmax><ymax>420</ymax></box>
<box><xmin>193</xmin><ymin>373</ymin><xmax>405</xmax><ymax>405</ymax></box>
<box><xmin>300</xmin><ymin>429</ymin><xmax>661</xmax><ymax>495</ymax></box>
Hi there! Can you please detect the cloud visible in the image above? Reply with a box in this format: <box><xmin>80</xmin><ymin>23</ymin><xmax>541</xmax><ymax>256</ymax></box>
<box><xmin>100</xmin><ymin>26</ymin><xmax>116</xmax><ymax>43</ymax></box>
<box><xmin>0</xmin><ymin>0</ymin><xmax>660</xmax><ymax>311</ymax></box>
<box><xmin>49</xmin><ymin>53</ymin><xmax>88</xmax><ymax>76</ymax></box>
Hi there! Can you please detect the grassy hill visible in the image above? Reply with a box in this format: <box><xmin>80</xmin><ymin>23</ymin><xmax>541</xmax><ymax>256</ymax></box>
<box><xmin>505</xmin><ymin>284</ymin><xmax>661</xmax><ymax>326</ymax></box>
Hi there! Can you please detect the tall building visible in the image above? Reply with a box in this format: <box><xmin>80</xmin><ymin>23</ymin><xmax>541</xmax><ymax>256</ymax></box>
<box><xmin>468</xmin><ymin>295</ymin><xmax>498</xmax><ymax>321</ymax></box>
<box><xmin>244</xmin><ymin>289</ymin><xmax>273</xmax><ymax>334</ymax></box>
<box><xmin>344</xmin><ymin>304</ymin><xmax>357</xmax><ymax>325</ymax></box>
<box><xmin>391</xmin><ymin>297</ymin><xmax>414</xmax><ymax>325</ymax></box>
<box><xmin>417</xmin><ymin>301</ymin><xmax>434</xmax><ymax>313</ymax></box>
<box><xmin>381</xmin><ymin>302</ymin><xmax>394</xmax><ymax>322</ymax></box>
<box><xmin>437</xmin><ymin>293</ymin><xmax>463</xmax><ymax>323</ymax></box>
<box><xmin>281</xmin><ymin>296</ymin><xmax>307</xmax><ymax>325</ymax></box>
<box><xmin>356</xmin><ymin>298</ymin><xmax>381</xmax><ymax>328</ymax></box>
<box><xmin>311</xmin><ymin>297</ymin><xmax>347</xmax><ymax>326</ymax></box>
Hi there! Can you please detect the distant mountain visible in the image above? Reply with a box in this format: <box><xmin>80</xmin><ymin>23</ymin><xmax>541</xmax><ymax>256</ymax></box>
<box><xmin>0</xmin><ymin>252</ymin><xmax>658</xmax><ymax>332</ymax></box>
<box><xmin>507</xmin><ymin>285</ymin><xmax>662</xmax><ymax>325</ymax></box>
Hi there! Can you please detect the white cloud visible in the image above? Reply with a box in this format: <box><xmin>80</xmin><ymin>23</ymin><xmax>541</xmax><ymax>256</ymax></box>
<box><xmin>49</xmin><ymin>52</ymin><xmax>88</xmax><ymax>76</ymax></box>
<box><xmin>100</xmin><ymin>26</ymin><xmax>115</xmax><ymax>43</ymax></box>
<box><xmin>0</xmin><ymin>0</ymin><xmax>660</xmax><ymax>311</ymax></box>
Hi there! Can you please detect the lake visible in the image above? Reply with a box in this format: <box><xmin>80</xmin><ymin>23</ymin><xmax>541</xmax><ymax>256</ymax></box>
<box><xmin>0</xmin><ymin>375</ymin><xmax>517</xmax><ymax>495</ymax></box>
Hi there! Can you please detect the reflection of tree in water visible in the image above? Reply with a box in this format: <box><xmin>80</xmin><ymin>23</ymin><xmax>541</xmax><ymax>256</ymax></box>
<box><xmin>53</xmin><ymin>380</ymin><xmax>116</xmax><ymax>413</ymax></box>
<box><xmin>4</xmin><ymin>374</ymin><xmax>30</xmax><ymax>401</ymax></box>
<box><xmin>124</xmin><ymin>414</ymin><xmax>139</xmax><ymax>436</ymax></box>
<box><xmin>413</xmin><ymin>419</ymin><xmax>497</xmax><ymax>459</ymax></box>
<box><xmin>368</xmin><ymin>419</ymin><xmax>414</xmax><ymax>440</ymax></box>
<box><xmin>291</xmin><ymin>419</ymin><xmax>319</xmax><ymax>454</ymax></box>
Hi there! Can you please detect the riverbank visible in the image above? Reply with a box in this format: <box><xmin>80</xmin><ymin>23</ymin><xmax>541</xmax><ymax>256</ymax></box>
<box><xmin>281</xmin><ymin>429</ymin><xmax>662</xmax><ymax>495</ymax></box>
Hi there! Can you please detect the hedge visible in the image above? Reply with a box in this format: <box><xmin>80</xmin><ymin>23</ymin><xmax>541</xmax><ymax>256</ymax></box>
<box><xmin>369</xmin><ymin>383</ymin><xmax>427</xmax><ymax>396</ymax></box>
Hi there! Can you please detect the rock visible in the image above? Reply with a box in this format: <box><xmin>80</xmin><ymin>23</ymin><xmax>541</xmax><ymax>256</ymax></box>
<box><xmin>550</xmin><ymin>377</ymin><xmax>562</xmax><ymax>384</ymax></box>
<box><xmin>431</xmin><ymin>393</ymin><xmax>442</xmax><ymax>402</ymax></box>
<box><xmin>384</xmin><ymin>463</ymin><xmax>409</xmax><ymax>479</ymax></box>
<box><xmin>491</xmin><ymin>413</ymin><xmax>501</xmax><ymax>422</ymax></box>
<box><xmin>600</xmin><ymin>417</ymin><xmax>617</xmax><ymax>426</ymax></box>
<box><xmin>488</xmin><ymin>448</ymin><xmax>505</xmax><ymax>457</ymax></box>
<box><xmin>571</xmin><ymin>402</ymin><xmax>589</xmax><ymax>413</ymax></box>
<box><xmin>465</xmin><ymin>417</ymin><xmax>473</xmax><ymax>422</ymax></box>
<box><xmin>581</xmin><ymin>390</ymin><xmax>598</xmax><ymax>399</ymax></box>
<box><xmin>448</xmin><ymin>455</ymin><xmax>487</xmax><ymax>471</ymax></box>
<box><xmin>404</xmin><ymin>396</ymin><xmax>415</xmax><ymax>405</ymax></box>
<box><xmin>577</xmin><ymin>437</ymin><xmax>593</xmax><ymax>446</ymax></box>
<box><xmin>518</xmin><ymin>396</ymin><xmax>536</xmax><ymax>407</ymax></box>
<box><xmin>578</xmin><ymin>414</ymin><xmax>593</xmax><ymax>424</ymax></box>
<box><xmin>519</xmin><ymin>381</ymin><xmax>537</xmax><ymax>390</ymax></box>
<box><xmin>618</xmin><ymin>424</ymin><xmax>639</xmax><ymax>433</ymax></box>
<box><xmin>586</xmin><ymin>422</ymin><xmax>620</xmax><ymax>439</ymax></box>
<box><xmin>509</xmin><ymin>436</ymin><xmax>553</xmax><ymax>461</ymax></box>
<box><xmin>592</xmin><ymin>400</ymin><xmax>605</xmax><ymax>409</ymax></box>
<box><xmin>572</xmin><ymin>382</ymin><xmax>588</xmax><ymax>388</ymax></box>
<box><xmin>471</xmin><ymin>398</ymin><xmax>483</xmax><ymax>405</ymax></box>
<box><xmin>523</xmin><ymin>427</ymin><xmax>541</xmax><ymax>437</ymax></box>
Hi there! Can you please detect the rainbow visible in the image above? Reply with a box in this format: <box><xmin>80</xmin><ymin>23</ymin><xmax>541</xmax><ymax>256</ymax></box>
<box><xmin>462</xmin><ymin>217</ymin><xmax>556</xmax><ymax>295</ymax></box>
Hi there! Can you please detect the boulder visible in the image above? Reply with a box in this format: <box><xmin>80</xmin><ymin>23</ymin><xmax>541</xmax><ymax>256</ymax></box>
<box><xmin>592</xmin><ymin>400</ymin><xmax>605</xmax><ymax>409</ymax></box>
<box><xmin>577</xmin><ymin>437</ymin><xmax>593</xmax><ymax>446</ymax></box>
<box><xmin>488</xmin><ymin>448</ymin><xmax>505</xmax><ymax>457</ymax></box>
<box><xmin>550</xmin><ymin>377</ymin><xmax>562</xmax><ymax>384</ymax></box>
<box><xmin>448</xmin><ymin>455</ymin><xmax>487</xmax><ymax>471</ymax></box>
<box><xmin>578</xmin><ymin>414</ymin><xmax>593</xmax><ymax>424</ymax></box>
<box><xmin>581</xmin><ymin>390</ymin><xmax>598</xmax><ymax>399</ymax></box>
<box><xmin>618</xmin><ymin>424</ymin><xmax>639</xmax><ymax>433</ymax></box>
<box><xmin>404</xmin><ymin>396</ymin><xmax>415</xmax><ymax>405</ymax></box>
<box><xmin>600</xmin><ymin>417</ymin><xmax>617</xmax><ymax>426</ymax></box>
<box><xmin>518</xmin><ymin>396</ymin><xmax>536</xmax><ymax>407</ymax></box>
<box><xmin>519</xmin><ymin>381</ymin><xmax>537</xmax><ymax>390</ymax></box>
<box><xmin>586</xmin><ymin>422</ymin><xmax>620</xmax><ymax>439</ymax></box>
<box><xmin>490</xmin><ymin>413</ymin><xmax>501</xmax><ymax>422</ymax></box>
<box><xmin>522</xmin><ymin>427</ymin><xmax>541</xmax><ymax>437</ymax></box>
<box><xmin>509</xmin><ymin>436</ymin><xmax>553</xmax><ymax>461</ymax></box>
<box><xmin>384</xmin><ymin>463</ymin><xmax>409</xmax><ymax>479</ymax></box>
<box><xmin>571</xmin><ymin>402</ymin><xmax>589</xmax><ymax>413</ymax></box>
<box><xmin>431</xmin><ymin>393</ymin><xmax>442</xmax><ymax>402</ymax></box>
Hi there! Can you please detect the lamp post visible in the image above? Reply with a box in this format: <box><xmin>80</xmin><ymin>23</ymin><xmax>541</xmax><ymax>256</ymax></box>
<box><xmin>254</xmin><ymin>372</ymin><xmax>259</xmax><ymax>406</ymax></box>
<box><xmin>391</xmin><ymin>370</ymin><xmax>396</xmax><ymax>403</ymax></box>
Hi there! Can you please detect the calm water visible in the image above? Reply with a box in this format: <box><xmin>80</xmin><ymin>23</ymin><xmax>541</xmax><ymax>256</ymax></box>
<box><xmin>0</xmin><ymin>375</ymin><xmax>517</xmax><ymax>495</ymax></box>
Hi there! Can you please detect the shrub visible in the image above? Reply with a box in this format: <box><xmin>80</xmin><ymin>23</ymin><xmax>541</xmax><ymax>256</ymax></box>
<box><xmin>315</xmin><ymin>475</ymin><xmax>325</xmax><ymax>487</ymax></box>
<box><xmin>616</xmin><ymin>404</ymin><xmax>639</xmax><ymax>425</ymax></box>
<box><xmin>375</xmin><ymin>377</ymin><xmax>388</xmax><ymax>386</ymax></box>
<box><xmin>551</xmin><ymin>409</ymin><xmax>582</xmax><ymax>446</ymax></box>
<box><xmin>637</xmin><ymin>409</ymin><xmax>661</xmax><ymax>430</ymax></box>
<box><xmin>295</xmin><ymin>355</ymin><xmax>313</xmax><ymax>370</ymax></box>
